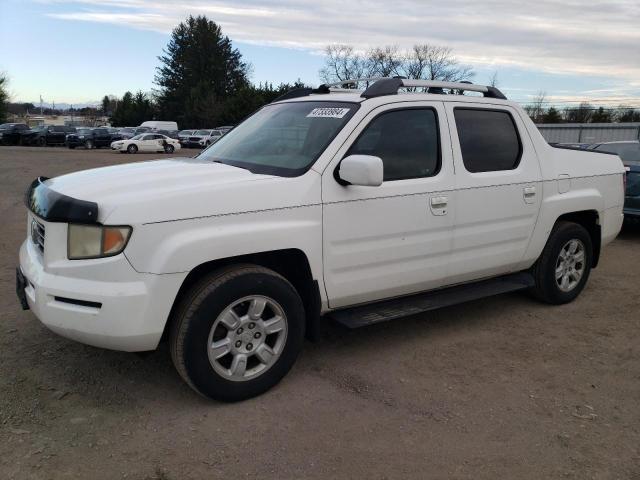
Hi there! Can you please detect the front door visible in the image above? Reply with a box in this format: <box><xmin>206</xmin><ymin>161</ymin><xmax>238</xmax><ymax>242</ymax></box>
<box><xmin>444</xmin><ymin>102</ymin><xmax>543</xmax><ymax>283</ymax></box>
<box><xmin>322</xmin><ymin>102</ymin><xmax>455</xmax><ymax>308</ymax></box>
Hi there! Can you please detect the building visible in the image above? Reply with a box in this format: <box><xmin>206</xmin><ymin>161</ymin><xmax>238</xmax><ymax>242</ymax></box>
<box><xmin>537</xmin><ymin>123</ymin><xmax>640</xmax><ymax>144</ymax></box>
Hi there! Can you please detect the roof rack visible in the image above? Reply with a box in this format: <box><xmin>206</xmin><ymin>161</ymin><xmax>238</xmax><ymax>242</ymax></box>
<box><xmin>272</xmin><ymin>77</ymin><xmax>507</xmax><ymax>103</ymax></box>
<box><xmin>360</xmin><ymin>78</ymin><xmax>507</xmax><ymax>99</ymax></box>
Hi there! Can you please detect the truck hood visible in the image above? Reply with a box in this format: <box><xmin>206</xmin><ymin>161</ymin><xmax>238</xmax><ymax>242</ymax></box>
<box><xmin>44</xmin><ymin>157</ymin><xmax>320</xmax><ymax>224</ymax></box>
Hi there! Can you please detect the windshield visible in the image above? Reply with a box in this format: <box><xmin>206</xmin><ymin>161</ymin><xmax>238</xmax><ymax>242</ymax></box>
<box><xmin>198</xmin><ymin>101</ymin><xmax>358</xmax><ymax>176</ymax></box>
<box><xmin>195</xmin><ymin>130</ymin><xmax>211</xmax><ymax>135</ymax></box>
<box><xmin>130</xmin><ymin>134</ymin><xmax>145</xmax><ymax>140</ymax></box>
<box><xmin>77</xmin><ymin>128</ymin><xmax>92</xmax><ymax>135</ymax></box>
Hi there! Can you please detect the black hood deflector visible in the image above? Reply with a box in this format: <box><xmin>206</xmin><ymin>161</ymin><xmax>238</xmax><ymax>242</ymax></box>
<box><xmin>25</xmin><ymin>177</ymin><xmax>98</xmax><ymax>223</ymax></box>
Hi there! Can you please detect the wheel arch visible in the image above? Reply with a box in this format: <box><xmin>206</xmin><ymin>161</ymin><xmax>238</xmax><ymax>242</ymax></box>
<box><xmin>554</xmin><ymin>210</ymin><xmax>601</xmax><ymax>268</ymax></box>
<box><xmin>162</xmin><ymin>248</ymin><xmax>321</xmax><ymax>344</ymax></box>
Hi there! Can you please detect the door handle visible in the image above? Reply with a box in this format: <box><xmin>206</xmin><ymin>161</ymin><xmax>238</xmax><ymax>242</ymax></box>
<box><xmin>429</xmin><ymin>195</ymin><xmax>448</xmax><ymax>216</ymax></box>
<box><xmin>523</xmin><ymin>186</ymin><xmax>536</xmax><ymax>204</ymax></box>
<box><xmin>430</xmin><ymin>196</ymin><xmax>448</xmax><ymax>208</ymax></box>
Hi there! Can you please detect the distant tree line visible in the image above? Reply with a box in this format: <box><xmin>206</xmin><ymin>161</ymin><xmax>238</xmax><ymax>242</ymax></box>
<box><xmin>524</xmin><ymin>91</ymin><xmax>640</xmax><ymax>124</ymax></box>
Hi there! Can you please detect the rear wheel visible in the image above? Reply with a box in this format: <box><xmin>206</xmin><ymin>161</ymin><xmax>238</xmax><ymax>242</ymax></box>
<box><xmin>164</xmin><ymin>144</ymin><xmax>175</xmax><ymax>154</ymax></box>
<box><xmin>37</xmin><ymin>137</ymin><xmax>46</xmax><ymax>147</ymax></box>
<box><xmin>127</xmin><ymin>144</ymin><xmax>138</xmax><ymax>154</ymax></box>
<box><xmin>530</xmin><ymin>221</ymin><xmax>593</xmax><ymax>304</ymax></box>
<box><xmin>170</xmin><ymin>265</ymin><xmax>305</xmax><ymax>402</ymax></box>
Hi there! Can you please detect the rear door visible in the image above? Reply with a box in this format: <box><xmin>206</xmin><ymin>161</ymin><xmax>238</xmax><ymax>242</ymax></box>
<box><xmin>322</xmin><ymin>101</ymin><xmax>456</xmax><ymax>308</ymax></box>
<box><xmin>444</xmin><ymin>102</ymin><xmax>542</xmax><ymax>283</ymax></box>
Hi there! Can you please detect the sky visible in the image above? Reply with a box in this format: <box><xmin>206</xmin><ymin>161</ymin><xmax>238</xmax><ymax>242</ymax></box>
<box><xmin>1</xmin><ymin>0</ymin><xmax>639</xmax><ymax>108</ymax></box>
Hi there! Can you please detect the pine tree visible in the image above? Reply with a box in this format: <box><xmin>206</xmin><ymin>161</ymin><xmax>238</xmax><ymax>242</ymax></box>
<box><xmin>154</xmin><ymin>16</ymin><xmax>249</xmax><ymax>128</ymax></box>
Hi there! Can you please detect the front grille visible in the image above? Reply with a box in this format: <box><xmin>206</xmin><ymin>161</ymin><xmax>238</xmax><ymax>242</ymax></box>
<box><xmin>31</xmin><ymin>218</ymin><xmax>45</xmax><ymax>254</ymax></box>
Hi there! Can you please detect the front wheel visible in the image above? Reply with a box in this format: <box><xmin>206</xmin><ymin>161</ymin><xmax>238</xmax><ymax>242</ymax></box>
<box><xmin>530</xmin><ymin>221</ymin><xmax>592</xmax><ymax>304</ymax></box>
<box><xmin>164</xmin><ymin>144</ymin><xmax>174</xmax><ymax>154</ymax></box>
<box><xmin>170</xmin><ymin>265</ymin><xmax>305</xmax><ymax>402</ymax></box>
<box><xmin>84</xmin><ymin>139</ymin><xmax>94</xmax><ymax>149</ymax></box>
<box><xmin>127</xmin><ymin>144</ymin><xmax>138</xmax><ymax>154</ymax></box>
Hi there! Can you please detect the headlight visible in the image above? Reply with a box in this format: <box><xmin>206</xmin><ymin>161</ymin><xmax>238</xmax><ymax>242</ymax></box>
<box><xmin>68</xmin><ymin>224</ymin><xmax>132</xmax><ymax>259</ymax></box>
<box><xmin>78</xmin><ymin>135</ymin><xmax>85</xmax><ymax>139</ymax></box>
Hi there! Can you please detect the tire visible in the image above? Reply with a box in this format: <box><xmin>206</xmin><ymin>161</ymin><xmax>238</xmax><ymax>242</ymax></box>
<box><xmin>170</xmin><ymin>265</ymin><xmax>305</xmax><ymax>402</ymax></box>
<box><xmin>38</xmin><ymin>137</ymin><xmax>46</xmax><ymax>147</ymax></box>
<box><xmin>530</xmin><ymin>221</ymin><xmax>593</xmax><ymax>304</ymax></box>
<box><xmin>127</xmin><ymin>144</ymin><xmax>138</xmax><ymax>154</ymax></box>
<box><xmin>68</xmin><ymin>145</ymin><xmax>75</xmax><ymax>149</ymax></box>
<box><xmin>164</xmin><ymin>144</ymin><xmax>174</xmax><ymax>154</ymax></box>
<box><xmin>84</xmin><ymin>139</ymin><xmax>94</xmax><ymax>149</ymax></box>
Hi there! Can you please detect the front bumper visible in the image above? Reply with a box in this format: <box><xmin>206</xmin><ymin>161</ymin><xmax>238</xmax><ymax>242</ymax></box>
<box><xmin>18</xmin><ymin>237</ymin><xmax>186</xmax><ymax>352</ymax></box>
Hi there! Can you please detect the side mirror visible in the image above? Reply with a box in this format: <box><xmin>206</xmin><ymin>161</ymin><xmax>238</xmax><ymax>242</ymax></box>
<box><xmin>338</xmin><ymin>155</ymin><xmax>383</xmax><ymax>187</ymax></box>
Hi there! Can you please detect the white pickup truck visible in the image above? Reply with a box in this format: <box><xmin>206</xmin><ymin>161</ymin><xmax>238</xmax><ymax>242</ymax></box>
<box><xmin>17</xmin><ymin>78</ymin><xmax>625</xmax><ymax>401</ymax></box>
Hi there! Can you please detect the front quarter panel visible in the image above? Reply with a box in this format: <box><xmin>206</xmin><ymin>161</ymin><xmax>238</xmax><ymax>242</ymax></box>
<box><xmin>124</xmin><ymin>206</ymin><xmax>324</xmax><ymax>284</ymax></box>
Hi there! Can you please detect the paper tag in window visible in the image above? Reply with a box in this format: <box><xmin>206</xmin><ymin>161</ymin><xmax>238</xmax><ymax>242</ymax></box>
<box><xmin>306</xmin><ymin>107</ymin><xmax>351</xmax><ymax>118</ymax></box>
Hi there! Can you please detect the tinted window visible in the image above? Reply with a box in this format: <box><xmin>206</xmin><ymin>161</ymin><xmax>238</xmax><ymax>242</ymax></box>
<box><xmin>347</xmin><ymin>109</ymin><xmax>440</xmax><ymax>181</ymax></box>
<box><xmin>454</xmin><ymin>108</ymin><xmax>522</xmax><ymax>172</ymax></box>
<box><xmin>94</xmin><ymin>129</ymin><xmax>108</xmax><ymax>135</ymax></box>
<box><xmin>594</xmin><ymin>143</ymin><xmax>640</xmax><ymax>162</ymax></box>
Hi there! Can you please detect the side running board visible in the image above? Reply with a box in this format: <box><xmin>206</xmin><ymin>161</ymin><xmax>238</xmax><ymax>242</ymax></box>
<box><xmin>330</xmin><ymin>272</ymin><xmax>534</xmax><ymax>329</ymax></box>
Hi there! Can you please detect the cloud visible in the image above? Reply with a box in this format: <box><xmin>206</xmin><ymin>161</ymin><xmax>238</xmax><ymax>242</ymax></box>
<box><xmin>43</xmin><ymin>0</ymin><xmax>640</xmax><ymax>85</ymax></box>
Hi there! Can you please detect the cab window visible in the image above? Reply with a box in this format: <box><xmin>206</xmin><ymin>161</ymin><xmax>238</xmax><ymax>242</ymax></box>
<box><xmin>346</xmin><ymin>108</ymin><xmax>441</xmax><ymax>181</ymax></box>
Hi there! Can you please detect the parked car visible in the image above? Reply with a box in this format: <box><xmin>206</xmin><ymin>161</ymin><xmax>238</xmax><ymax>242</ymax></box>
<box><xmin>199</xmin><ymin>129</ymin><xmax>225</xmax><ymax>147</ymax></box>
<box><xmin>155</xmin><ymin>129</ymin><xmax>180</xmax><ymax>140</ymax></box>
<box><xmin>178</xmin><ymin>130</ymin><xmax>196</xmax><ymax>145</ymax></box>
<box><xmin>140</xmin><ymin>121</ymin><xmax>178</xmax><ymax>131</ymax></box>
<box><xmin>110</xmin><ymin>133</ymin><xmax>181</xmax><ymax>154</ymax></box>
<box><xmin>17</xmin><ymin>78</ymin><xmax>625</xmax><ymax>402</ymax></box>
<box><xmin>21</xmin><ymin>125</ymin><xmax>76</xmax><ymax>146</ymax></box>
<box><xmin>0</xmin><ymin>123</ymin><xmax>30</xmax><ymax>145</ymax></box>
<box><xmin>590</xmin><ymin>141</ymin><xmax>640</xmax><ymax>219</ymax></box>
<box><xmin>66</xmin><ymin>127</ymin><xmax>113</xmax><ymax>149</ymax></box>
<box><xmin>184</xmin><ymin>129</ymin><xmax>215</xmax><ymax>148</ymax></box>
<box><xmin>119</xmin><ymin>127</ymin><xmax>151</xmax><ymax>139</ymax></box>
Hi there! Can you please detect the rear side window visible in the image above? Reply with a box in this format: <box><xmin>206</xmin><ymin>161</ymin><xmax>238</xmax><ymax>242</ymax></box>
<box><xmin>347</xmin><ymin>108</ymin><xmax>440</xmax><ymax>181</ymax></box>
<box><xmin>454</xmin><ymin>108</ymin><xmax>522</xmax><ymax>173</ymax></box>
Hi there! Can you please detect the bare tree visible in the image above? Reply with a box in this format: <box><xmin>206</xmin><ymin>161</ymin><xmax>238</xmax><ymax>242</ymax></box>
<box><xmin>319</xmin><ymin>45</ymin><xmax>365</xmax><ymax>84</ymax></box>
<box><xmin>365</xmin><ymin>45</ymin><xmax>403</xmax><ymax>78</ymax></box>
<box><xmin>489</xmin><ymin>71</ymin><xmax>499</xmax><ymax>88</ymax></box>
<box><xmin>402</xmin><ymin>44</ymin><xmax>474</xmax><ymax>81</ymax></box>
<box><xmin>319</xmin><ymin>43</ymin><xmax>475</xmax><ymax>85</ymax></box>
<box><xmin>524</xmin><ymin>91</ymin><xmax>547</xmax><ymax>123</ymax></box>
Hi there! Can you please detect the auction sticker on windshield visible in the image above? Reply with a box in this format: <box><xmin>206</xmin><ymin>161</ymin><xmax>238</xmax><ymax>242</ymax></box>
<box><xmin>306</xmin><ymin>107</ymin><xmax>352</xmax><ymax>118</ymax></box>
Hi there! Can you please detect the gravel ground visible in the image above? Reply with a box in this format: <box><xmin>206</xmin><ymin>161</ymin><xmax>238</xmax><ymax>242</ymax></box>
<box><xmin>0</xmin><ymin>146</ymin><xmax>639</xmax><ymax>480</ymax></box>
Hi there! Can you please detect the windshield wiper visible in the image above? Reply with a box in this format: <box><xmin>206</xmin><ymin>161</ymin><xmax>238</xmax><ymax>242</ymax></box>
<box><xmin>211</xmin><ymin>159</ymin><xmax>252</xmax><ymax>173</ymax></box>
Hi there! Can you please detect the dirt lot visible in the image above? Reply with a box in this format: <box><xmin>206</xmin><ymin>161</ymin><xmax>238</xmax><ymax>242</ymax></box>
<box><xmin>0</xmin><ymin>146</ymin><xmax>639</xmax><ymax>479</ymax></box>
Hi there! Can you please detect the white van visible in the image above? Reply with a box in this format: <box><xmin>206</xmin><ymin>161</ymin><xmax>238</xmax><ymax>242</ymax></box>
<box><xmin>140</xmin><ymin>121</ymin><xmax>178</xmax><ymax>131</ymax></box>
